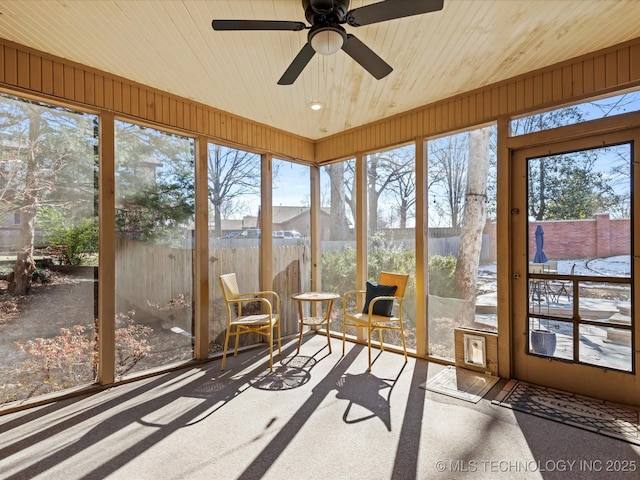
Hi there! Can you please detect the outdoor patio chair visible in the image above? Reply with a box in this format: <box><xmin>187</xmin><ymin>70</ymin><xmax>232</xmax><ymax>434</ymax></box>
<box><xmin>342</xmin><ymin>272</ymin><xmax>410</xmax><ymax>371</ymax></box>
<box><xmin>218</xmin><ymin>273</ymin><xmax>281</xmax><ymax>371</ymax></box>
<box><xmin>548</xmin><ymin>263</ymin><xmax>576</xmax><ymax>303</ymax></box>
<box><xmin>529</xmin><ymin>263</ymin><xmax>551</xmax><ymax>310</ymax></box>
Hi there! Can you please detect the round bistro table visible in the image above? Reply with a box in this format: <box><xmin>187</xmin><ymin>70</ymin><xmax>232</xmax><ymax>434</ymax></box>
<box><xmin>291</xmin><ymin>292</ymin><xmax>340</xmax><ymax>354</ymax></box>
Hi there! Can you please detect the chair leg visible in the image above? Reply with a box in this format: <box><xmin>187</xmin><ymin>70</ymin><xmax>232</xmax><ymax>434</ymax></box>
<box><xmin>234</xmin><ymin>330</ymin><xmax>240</xmax><ymax>356</ymax></box>
<box><xmin>221</xmin><ymin>326</ymin><xmax>232</xmax><ymax>370</ymax></box>
<box><xmin>342</xmin><ymin>320</ymin><xmax>347</xmax><ymax>356</ymax></box>
<box><xmin>277</xmin><ymin>320</ymin><xmax>282</xmax><ymax>355</ymax></box>
<box><xmin>367</xmin><ymin>326</ymin><xmax>372</xmax><ymax>371</ymax></box>
<box><xmin>268</xmin><ymin>325</ymin><xmax>273</xmax><ymax>372</ymax></box>
<box><xmin>399</xmin><ymin>323</ymin><xmax>408</xmax><ymax>363</ymax></box>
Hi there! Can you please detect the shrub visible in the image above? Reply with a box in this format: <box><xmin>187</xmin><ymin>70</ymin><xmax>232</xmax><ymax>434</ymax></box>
<box><xmin>427</xmin><ymin>254</ymin><xmax>458</xmax><ymax>297</ymax></box>
<box><xmin>38</xmin><ymin>207</ymin><xmax>98</xmax><ymax>265</ymax></box>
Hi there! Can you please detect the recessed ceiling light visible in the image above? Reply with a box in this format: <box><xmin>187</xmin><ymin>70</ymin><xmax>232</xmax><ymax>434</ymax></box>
<box><xmin>308</xmin><ymin>101</ymin><xmax>323</xmax><ymax>111</ymax></box>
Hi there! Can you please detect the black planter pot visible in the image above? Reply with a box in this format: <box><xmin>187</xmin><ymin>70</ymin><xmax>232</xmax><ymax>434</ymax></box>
<box><xmin>530</xmin><ymin>329</ymin><xmax>556</xmax><ymax>356</ymax></box>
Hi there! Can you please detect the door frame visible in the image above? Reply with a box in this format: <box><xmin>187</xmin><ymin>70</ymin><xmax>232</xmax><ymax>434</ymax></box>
<box><xmin>508</xmin><ymin>116</ymin><xmax>640</xmax><ymax>406</ymax></box>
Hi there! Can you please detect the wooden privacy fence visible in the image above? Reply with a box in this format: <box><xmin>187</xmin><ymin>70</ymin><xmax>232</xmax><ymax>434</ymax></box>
<box><xmin>115</xmin><ymin>238</ymin><xmax>309</xmax><ymax>343</ymax></box>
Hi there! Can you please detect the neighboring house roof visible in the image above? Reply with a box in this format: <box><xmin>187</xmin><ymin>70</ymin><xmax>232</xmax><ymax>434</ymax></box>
<box><xmin>212</xmin><ymin>206</ymin><xmax>331</xmax><ymax>231</ymax></box>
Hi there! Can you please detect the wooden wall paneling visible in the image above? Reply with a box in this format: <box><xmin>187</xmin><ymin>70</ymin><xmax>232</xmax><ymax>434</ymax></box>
<box><xmin>189</xmin><ymin>104</ymin><xmax>197</xmax><ymax>134</ymax></box>
<box><xmin>594</xmin><ymin>53</ymin><xmax>606</xmax><ymax>90</ymax></box>
<box><xmin>454</xmin><ymin>97</ymin><xmax>462</xmax><ymax>126</ymax></box>
<box><xmin>552</xmin><ymin>67</ymin><xmax>562</xmax><ymax>102</ymax></box>
<box><xmin>175</xmin><ymin>100</ymin><xmax>185</xmax><ymax>129</ymax></box>
<box><xmin>182</xmin><ymin>102</ymin><xmax>190</xmax><ymax>131</ymax></box>
<box><xmin>153</xmin><ymin>92</ymin><xmax>162</xmax><ymax>123</ymax></box>
<box><xmin>41</xmin><ymin>58</ymin><xmax>53</xmax><ymax>96</ymax></box>
<box><xmin>162</xmin><ymin>95</ymin><xmax>170</xmax><ymax>125</ymax></box>
<box><xmin>0</xmin><ymin>45</ymin><xmax>4</xmax><ymax>83</ymax></box>
<box><xmin>446</xmin><ymin>100</ymin><xmax>454</xmax><ymax>130</ymax></box>
<box><xmin>571</xmin><ymin>62</ymin><xmax>583</xmax><ymax>97</ymax></box>
<box><xmin>252</xmin><ymin>123</ymin><xmax>260</xmax><ymax>148</ymax></box>
<box><xmin>121</xmin><ymin>83</ymin><xmax>130</xmax><ymax>115</ymax></box>
<box><xmin>4</xmin><ymin>46</ymin><xmax>16</xmax><ymax>85</ymax></box>
<box><xmin>94</xmin><ymin>74</ymin><xmax>104</xmax><ymax>107</ymax></box>
<box><xmin>169</xmin><ymin>97</ymin><xmax>178</xmax><ymax>127</ymax></box>
<box><xmin>53</xmin><ymin>61</ymin><xmax>64</xmax><ymax>97</ymax></box>
<box><xmin>434</xmin><ymin>103</ymin><xmax>442</xmax><ymax>132</ymax></box>
<box><xmin>618</xmin><ymin>46</ymin><xmax>630</xmax><ymax>84</ymax></box>
<box><xmin>104</xmin><ymin>78</ymin><xmax>114</xmax><ymax>110</ymax></box>
<box><xmin>212</xmin><ymin>109</ymin><xmax>222</xmax><ymax>139</ymax></box>
<box><xmin>231</xmin><ymin>116</ymin><xmax>238</xmax><ymax>143</ymax></box>
<box><xmin>63</xmin><ymin>64</ymin><xmax>74</xmax><ymax>100</ymax></box>
<box><xmin>423</xmin><ymin>107</ymin><xmax>431</xmax><ymax>134</ymax></box>
<box><xmin>631</xmin><ymin>43</ymin><xmax>640</xmax><ymax>81</ymax></box>
<box><xmin>138</xmin><ymin>88</ymin><xmax>146</xmax><ymax>118</ymax></box>
<box><xmin>583</xmin><ymin>57</ymin><xmax>595</xmax><ymax>95</ymax></box>
<box><xmin>459</xmin><ymin>95</ymin><xmax>468</xmax><ymax>126</ymax></box>
<box><xmin>113</xmin><ymin>80</ymin><xmax>122</xmax><ymax>112</ymax></box>
<box><xmin>17</xmin><ymin>50</ymin><xmax>28</xmax><ymax>89</ymax></box>
<box><xmin>542</xmin><ymin>70</ymin><xmax>553</xmax><ymax>103</ymax></box>
<box><xmin>506</xmin><ymin>82</ymin><xmax>516</xmax><ymax>114</ymax></box>
<box><xmin>605</xmin><ymin>51</ymin><xmax>617</xmax><ymax>88</ymax></box>
<box><xmin>492</xmin><ymin>85</ymin><xmax>501</xmax><ymax>117</ymax></box>
<box><xmin>74</xmin><ymin>68</ymin><xmax>84</xmax><ymax>103</ymax></box>
<box><xmin>523</xmin><ymin>77</ymin><xmax>534</xmax><ymax>110</ymax></box>
<box><xmin>130</xmin><ymin>86</ymin><xmax>138</xmax><ymax>117</ymax></box>
<box><xmin>414</xmin><ymin>110</ymin><xmax>423</xmax><ymax>137</ymax></box>
<box><xmin>532</xmin><ymin>73</ymin><xmax>543</xmax><ymax>105</ymax></box>
<box><xmin>29</xmin><ymin>54</ymin><xmax>41</xmax><ymax>92</ymax></box>
<box><xmin>475</xmin><ymin>93</ymin><xmax>483</xmax><ymax>125</ymax></box>
<box><xmin>499</xmin><ymin>84</ymin><xmax>509</xmax><ymax>115</ymax></box>
<box><xmin>382</xmin><ymin>121</ymin><xmax>389</xmax><ymax>150</ymax></box>
<box><xmin>483</xmin><ymin>89</ymin><xmax>491</xmax><ymax>121</ymax></box>
<box><xmin>467</xmin><ymin>92</ymin><xmax>476</xmax><ymax>124</ymax></box>
<box><xmin>562</xmin><ymin>64</ymin><xmax>572</xmax><ymax>99</ymax></box>
<box><xmin>84</xmin><ymin>72</ymin><xmax>94</xmax><ymax>105</ymax></box>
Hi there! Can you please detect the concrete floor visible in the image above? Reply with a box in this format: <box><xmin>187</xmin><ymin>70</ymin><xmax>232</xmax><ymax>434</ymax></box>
<box><xmin>1</xmin><ymin>333</ymin><xmax>639</xmax><ymax>480</ymax></box>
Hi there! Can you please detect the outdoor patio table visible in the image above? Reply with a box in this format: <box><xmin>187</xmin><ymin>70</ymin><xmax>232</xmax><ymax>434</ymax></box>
<box><xmin>291</xmin><ymin>292</ymin><xmax>340</xmax><ymax>354</ymax></box>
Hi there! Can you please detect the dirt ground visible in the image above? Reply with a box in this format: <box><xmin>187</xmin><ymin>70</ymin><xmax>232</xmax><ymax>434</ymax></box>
<box><xmin>0</xmin><ymin>269</ymin><xmax>193</xmax><ymax>405</ymax></box>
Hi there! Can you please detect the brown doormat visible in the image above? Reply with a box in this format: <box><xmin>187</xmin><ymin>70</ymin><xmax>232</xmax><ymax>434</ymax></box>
<box><xmin>493</xmin><ymin>380</ymin><xmax>640</xmax><ymax>445</ymax></box>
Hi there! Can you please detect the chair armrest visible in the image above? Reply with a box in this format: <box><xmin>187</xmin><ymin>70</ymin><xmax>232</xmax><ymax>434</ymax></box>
<box><xmin>366</xmin><ymin>295</ymin><xmax>403</xmax><ymax>316</ymax></box>
<box><xmin>234</xmin><ymin>296</ymin><xmax>274</xmax><ymax>315</ymax></box>
<box><xmin>238</xmin><ymin>291</ymin><xmax>281</xmax><ymax>314</ymax></box>
<box><xmin>342</xmin><ymin>289</ymin><xmax>366</xmax><ymax>313</ymax></box>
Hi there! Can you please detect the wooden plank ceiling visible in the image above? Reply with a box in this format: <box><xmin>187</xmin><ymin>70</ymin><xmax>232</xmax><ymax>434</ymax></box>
<box><xmin>0</xmin><ymin>0</ymin><xmax>639</xmax><ymax>141</ymax></box>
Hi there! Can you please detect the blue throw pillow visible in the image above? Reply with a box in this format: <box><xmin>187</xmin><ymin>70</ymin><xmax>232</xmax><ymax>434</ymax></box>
<box><xmin>362</xmin><ymin>281</ymin><xmax>397</xmax><ymax>316</ymax></box>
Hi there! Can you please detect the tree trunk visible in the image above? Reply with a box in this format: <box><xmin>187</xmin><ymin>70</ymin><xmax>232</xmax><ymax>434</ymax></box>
<box><xmin>454</xmin><ymin>127</ymin><xmax>492</xmax><ymax>303</ymax></box>
<box><xmin>327</xmin><ymin>163</ymin><xmax>349</xmax><ymax>240</ymax></box>
<box><xmin>8</xmin><ymin>112</ymin><xmax>40</xmax><ymax>295</ymax></box>
<box><xmin>368</xmin><ymin>154</ymin><xmax>379</xmax><ymax>234</ymax></box>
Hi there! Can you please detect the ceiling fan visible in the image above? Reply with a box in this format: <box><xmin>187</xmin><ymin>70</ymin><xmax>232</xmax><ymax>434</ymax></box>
<box><xmin>211</xmin><ymin>0</ymin><xmax>444</xmax><ymax>85</ymax></box>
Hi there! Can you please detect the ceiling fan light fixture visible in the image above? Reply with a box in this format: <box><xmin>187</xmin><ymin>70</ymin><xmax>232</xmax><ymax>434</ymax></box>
<box><xmin>310</xmin><ymin>27</ymin><xmax>344</xmax><ymax>55</ymax></box>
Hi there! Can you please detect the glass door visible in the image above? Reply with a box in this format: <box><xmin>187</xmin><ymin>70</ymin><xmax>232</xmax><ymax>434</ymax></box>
<box><xmin>511</xmin><ymin>128</ymin><xmax>639</xmax><ymax>405</ymax></box>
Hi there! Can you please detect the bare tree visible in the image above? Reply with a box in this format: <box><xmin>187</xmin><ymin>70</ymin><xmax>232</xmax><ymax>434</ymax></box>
<box><xmin>382</xmin><ymin>147</ymin><xmax>417</xmax><ymax>229</ymax></box>
<box><xmin>207</xmin><ymin>144</ymin><xmax>261</xmax><ymax>238</ymax></box>
<box><xmin>428</xmin><ymin>134</ymin><xmax>468</xmax><ymax>228</ymax></box>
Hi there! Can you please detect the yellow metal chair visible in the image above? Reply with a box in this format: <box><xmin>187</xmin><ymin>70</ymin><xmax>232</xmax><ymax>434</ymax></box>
<box><xmin>342</xmin><ymin>272</ymin><xmax>410</xmax><ymax>370</ymax></box>
<box><xmin>218</xmin><ymin>273</ymin><xmax>281</xmax><ymax>371</ymax></box>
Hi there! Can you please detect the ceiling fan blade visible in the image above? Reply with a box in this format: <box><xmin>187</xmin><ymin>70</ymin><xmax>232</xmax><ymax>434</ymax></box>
<box><xmin>347</xmin><ymin>0</ymin><xmax>444</xmax><ymax>27</ymax></box>
<box><xmin>212</xmin><ymin>20</ymin><xmax>306</xmax><ymax>31</ymax></box>
<box><xmin>341</xmin><ymin>34</ymin><xmax>392</xmax><ymax>80</ymax></box>
<box><xmin>278</xmin><ymin>43</ymin><xmax>316</xmax><ymax>85</ymax></box>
